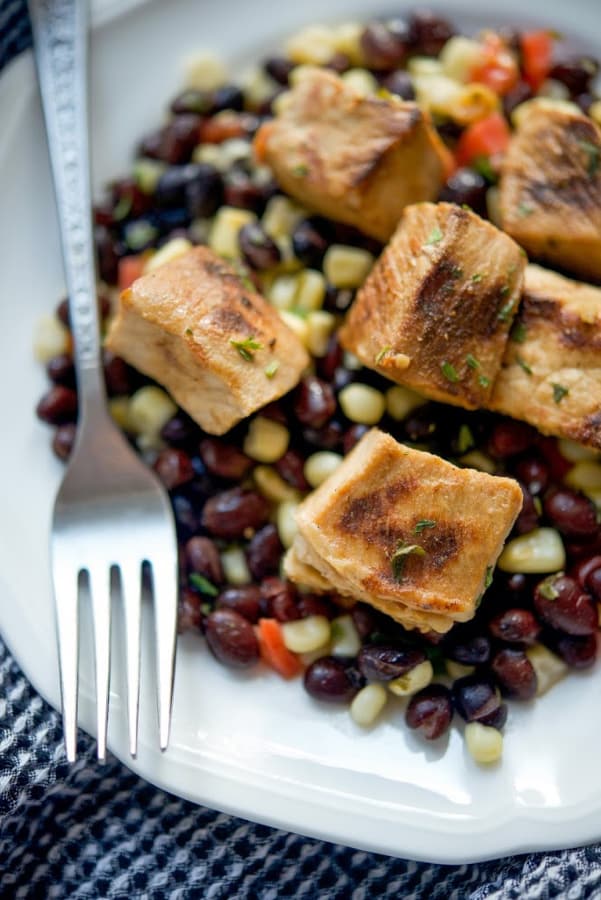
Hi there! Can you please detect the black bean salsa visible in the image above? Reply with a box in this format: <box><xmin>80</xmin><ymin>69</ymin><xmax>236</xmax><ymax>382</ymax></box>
<box><xmin>35</xmin><ymin>9</ymin><xmax>601</xmax><ymax>762</ymax></box>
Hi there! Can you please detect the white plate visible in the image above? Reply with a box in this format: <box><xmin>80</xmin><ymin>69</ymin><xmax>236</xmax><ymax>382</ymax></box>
<box><xmin>1</xmin><ymin>0</ymin><xmax>600</xmax><ymax>865</ymax></box>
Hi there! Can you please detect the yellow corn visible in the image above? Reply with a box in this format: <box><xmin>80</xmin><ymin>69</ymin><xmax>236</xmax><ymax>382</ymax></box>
<box><xmin>388</xmin><ymin>660</ymin><xmax>433</xmax><ymax>696</ymax></box>
<box><xmin>243</xmin><ymin>417</ymin><xmax>290</xmax><ymax>463</ymax></box>
<box><xmin>350</xmin><ymin>684</ymin><xmax>388</xmax><ymax>727</ymax></box>
<box><xmin>464</xmin><ymin>722</ymin><xmax>503</xmax><ymax>764</ymax></box>
<box><xmin>281</xmin><ymin>615</ymin><xmax>331</xmax><ymax>653</ymax></box>
<box><xmin>497</xmin><ymin>528</ymin><xmax>566</xmax><ymax>574</ymax></box>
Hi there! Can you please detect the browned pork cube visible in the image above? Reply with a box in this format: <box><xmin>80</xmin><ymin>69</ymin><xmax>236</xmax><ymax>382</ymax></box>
<box><xmin>339</xmin><ymin>202</ymin><xmax>526</xmax><ymax>409</ymax></box>
<box><xmin>500</xmin><ymin>106</ymin><xmax>601</xmax><ymax>282</ymax></box>
<box><xmin>491</xmin><ymin>264</ymin><xmax>601</xmax><ymax>449</ymax></box>
<box><xmin>105</xmin><ymin>247</ymin><xmax>309</xmax><ymax>435</ymax></box>
<box><xmin>254</xmin><ymin>66</ymin><xmax>452</xmax><ymax>241</ymax></box>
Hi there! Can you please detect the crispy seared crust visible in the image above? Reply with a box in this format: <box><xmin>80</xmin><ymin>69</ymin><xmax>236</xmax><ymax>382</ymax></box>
<box><xmin>500</xmin><ymin>107</ymin><xmax>601</xmax><ymax>282</ymax></box>
<box><xmin>255</xmin><ymin>67</ymin><xmax>451</xmax><ymax>241</ymax></box>
<box><xmin>490</xmin><ymin>264</ymin><xmax>601</xmax><ymax>448</ymax></box>
<box><xmin>105</xmin><ymin>247</ymin><xmax>309</xmax><ymax>434</ymax></box>
<box><xmin>285</xmin><ymin>430</ymin><xmax>522</xmax><ymax>633</ymax></box>
<box><xmin>339</xmin><ymin>202</ymin><xmax>526</xmax><ymax>409</ymax></box>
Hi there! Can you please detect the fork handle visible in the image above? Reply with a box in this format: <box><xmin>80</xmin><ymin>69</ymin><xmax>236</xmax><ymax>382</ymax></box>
<box><xmin>29</xmin><ymin>0</ymin><xmax>105</xmax><ymax>409</ymax></box>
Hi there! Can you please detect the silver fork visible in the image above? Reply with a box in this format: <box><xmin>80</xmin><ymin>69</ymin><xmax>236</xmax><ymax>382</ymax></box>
<box><xmin>30</xmin><ymin>0</ymin><xmax>179</xmax><ymax>763</ymax></box>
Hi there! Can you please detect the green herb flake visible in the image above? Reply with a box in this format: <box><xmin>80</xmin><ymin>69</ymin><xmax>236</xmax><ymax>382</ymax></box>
<box><xmin>478</xmin><ymin>374</ymin><xmax>491</xmax><ymax>388</ymax></box>
<box><xmin>516</xmin><ymin>355</ymin><xmax>533</xmax><ymax>375</ymax></box>
<box><xmin>497</xmin><ymin>298</ymin><xmax>516</xmax><ymax>323</ymax></box>
<box><xmin>471</xmin><ymin>273</ymin><xmax>483</xmax><ymax>283</ymax></box>
<box><xmin>264</xmin><ymin>360</ymin><xmax>280</xmax><ymax>379</ymax></box>
<box><xmin>450</xmin><ymin>265</ymin><xmax>463</xmax><ymax>279</ymax></box>
<box><xmin>466</xmin><ymin>353</ymin><xmax>480</xmax><ymax>370</ymax></box>
<box><xmin>472</xmin><ymin>155</ymin><xmax>497</xmax><ymax>184</ymax></box>
<box><xmin>457</xmin><ymin>423</ymin><xmax>475</xmax><ymax>454</ymax></box>
<box><xmin>578</xmin><ymin>139</ymin><xmax>600</xmax><ymax>177</ymax></box>
<box><xmin>511</xmin><ymin>322</ymin><xmax>527</xmax><ymax>343</ymax></box>
<box><xmin>375</xmin><ymin>346</ymin><xmax>392</xmax><ymax>365</ymax></box>
<box><xmin>292</xmin><ymin>163</ymin><xmax>309</xmax><ymax>178</ymax></box>
<box><xmin>230</xmin><ymin>335</ymin><xmax>263</xmax><ymax>361</ymax></box>
<box><xmin>391</xmin><ymin>541</ymin><xmax>427</xmax><ymax>581</ymax></box>
<box><xmin>184</xmin><ymin>327</ymin><xmax>194</xmax><ymax>337</ymax></box>
<box><xmin>440</xmin><ymin>360</ymin><xmax>460</xmax><ymax>383</ymax></box>
<box><xmin>499</xmin><ymin>283</ymin><xmax>510</xmax><ymax>297</ymax></box>
<box><xmin>189</xmin><ymin>573</ymin><xmax>219</xmax><ymax>597</ymax></box>
<box><xmin>414</xmin><ymin>519</ymin><xmax>437</xmax><ymax>534</ymax></box>
<box><xmin>517</xmin><ymin>202</ymin><xmax>534</xmax><ymax>218</ymax></box>
<box><xmin>533</xmin><ymin>496</ymin><xmax>543</xmax><ymax>516</ymax></box>
<box><xmin>552</xmin><ymin>382</ymin><xmax>569</xmax><ymax>404</ymax></box>
<box><xmin>484</xmin><ymin>566</ymin><xmax>494</xmax><ymax>590</ymax></box>
<box><xmin>538</xmin><ymin>576</ymin><xmax>560</xmax><ymax>600</ymax></box>
<box><xmin>425</xmin><ymin>225</ymin><xmax>444</xmax><ymax>246</ymax></box>
<box><xmin>113</xmin><ymin>194</ymin><xmax>133</xmax><ymax>221</ymax></box>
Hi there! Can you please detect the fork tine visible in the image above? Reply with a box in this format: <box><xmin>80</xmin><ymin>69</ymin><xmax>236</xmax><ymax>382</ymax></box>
<box><xmin>121</xmin><ymin>562</ymin><xmax>142</xmax><ymax>758</ymax></box>
<box><xmin>150</xmin><ymin>558</ymin><xmax>178</xmax><ymax>751</ymax></box>
<box><xmin>53</xmin><ymin>566</ymin><xmax>80</xmax><ymax>763</ymax></box>
<box><xmin>89</xmin><ymin>568</ymin><xmax>112</xmax><ymax>762</ymax></box>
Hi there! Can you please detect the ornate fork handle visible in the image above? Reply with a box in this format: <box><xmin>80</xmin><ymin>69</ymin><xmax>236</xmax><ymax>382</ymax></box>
<box><xmin>29</xmin><ymin>0</ymin><xmax>104</xmax><ymax>409</ymax></box>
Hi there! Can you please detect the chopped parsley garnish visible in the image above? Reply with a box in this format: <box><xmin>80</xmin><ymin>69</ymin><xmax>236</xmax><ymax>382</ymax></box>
<box><xmin>578</xmin><ymin>139</ymin><xmax>600</xmax><ymax>177</ymax></box>
<box><xmin>375</xmin><ymin>346</ymin><xmax>392</xmax><ymax>365</ymax></box>
<box><xmin>457</xmin><ymin>423</ymin><xmax>475</xmax><ymax>454</ymax></box>
<box><xmin>533</xmin><ymin>496</ymin><xmax>543</xmax><ymax>516</ymax></box>
<box><xmin>517</xmin><ymin>202</ymin><xmax>534</xmax><ymax>218</ymax></box>
<box><xmin>472</xmin><ymin>155</ymin><xmax>497</xmax><ymax>184</ymax></box>
<box><xmin>479</xmin><ymin>374</ymin><xmax>491</xmax><ymax>388</ymax></box>
<box><xmin>538</xmin><ymin>576</ymin><xmax>560</xmax><ymax>600</ymax></box>
<box><xmin>499</xmin><ymin>283</ymin><xmax>510</xmax><ymax>297</ymax></box>
<box><xmin>292</xmin><ymin>163</ymin><xmax>309</xmax><ymax>177</ymax></box>
<box><xmin>264</xmin><ymin>360</ymin><xmax>280</xmax><ymax>378</ymax></box>
<box><xmin>466</xmin><ymin>354</ymin><xmax>480</xmax><ymax>370</ymax></box>
<box><xmin>425</xmin><ymin>225</ymin><xmax>443</xmax><ymax>246</ymax></box>
<box><xmin>552</xmin><ymin>383</ymin><xmax>569</xmax><ymax>404</ymax></box>
<box><xmin>189</xmin><ymin>573</ymin><xmax>219</xmax><ymax>597</ymax></box>
<box><xmin>484</xmin><ymin>566</ymin><xmax>494</xmax><ymax>590</ymax></box>
<box><xmin>184</xmin><ymin>327</ymin><xmax>194</xmax><ymax>337</ymax></box>
<box><xmin>391</xmin><ymin>541</ymin><xmax>427</xmax><ymax>581</ymax></box>
<box><xmin>497</xmin><ymin>298</ymin><xmax>516</xmax><ymax>322</ymax></box>
<box><xmin>449</xmin><ymin>265</ymin><xmax>463</xmax><ymax>279</ymax></box>
<box><xmin>471</xmin><ymin>273</ymin><xmax>483</xmax><ymax>283</ymax></box>
<box><xmin>511</xmin><ymin>322</ymin><xmax>527</xmax><ymax>343</ymax></box>
<box><xmin>230</xmin><ymin>335</ymin><xmax>263</xmax><ymax>361</ymax></box>
<box><xmin>440</xmin><ymin>360</ymin><xmax>459</xmax><ymax>383</ymax></box>
<box><xmin>516</xmin><ymin>355</ymin><xmax>533</xmax><ymax>375</ymax></box>
<box><xmin>414</xmin><ymin>519</ymin><xmax>437</xmax><ymax>534</ymax></box>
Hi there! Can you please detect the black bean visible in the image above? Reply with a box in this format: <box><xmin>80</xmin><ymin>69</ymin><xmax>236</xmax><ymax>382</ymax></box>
<box><xmin>514</xmin><ymin>485</ymin><xmax>540</xmax><ymax>535</ymax></box>
<box><xmin>343</xmin><ymin>424</ymin><xmax>370</xmax><ymax>455</ymax></box>
<box><xmin>185</xmin><ymin>165</ymin><xmax>223</xmax><ymax>218</ymax></box>
<box><xmin>405</xmin><ymin>684</ymin><xmax>453</xmax><ymax>740</ymax></box>
<box><xmin>503</xmin><ymin>80</ymin><xmax>533</xmax><ymax>117</ymax></box>
<box><xmin>260</xmin><ymin>576</ymin><xmax>300</xmax><ymax>622</ymax></box>
<box><xmin>491</xmin><ymin>648</ymin><xmax>537</xmax><ymax>700</ymax></box>
<box><xmin>302</xmin><ymin>419</ymin><xmax>344</xmax><ymax>452</ymax></box>
<box><xmin>534</xmin><ymin>574</ymin><xmax>598</xmax><ymax>636</ymax></box>
<box><xmin>488</xmin><ymin>608</ymin><xmax>540</xmax><ymax>645</ymax></box>
<box><xmin>323</xmin><ymin>286</ymin><xmax>354</xmax><ymax>314</ymax></box>
<box><xmin>452</xmin><ymin>674</ymin><xmax>501</xmax><ymax>723</ymax></box>
<box><xmin>553</xmin><ymin>633</ymin><xmax>598</xmax><ymax>669</ymax></box>
<box><xmin>275</xmin><ymin>450</ymin><xmax>310</xmax><ymax>491</ymax></box>
<box><xmin>47</xmin><ymin>353</ymin><xmax>75</xmax><ymax>388</ymax></box>
<box><xmin>291</xmin><ymin>219</ymin><xmax>329</xmax><ymax>268</ymax></box>
<box><xmin>161</xmin><ymin>114</ymin><xmax>203</xmax><ymax>164</ymax></box>
<box><xmin>111</xmin><ymin>177</ymin><xmax>150</xmax><ymax>220</ymax></box>
<box><xmin>95</xmin><ymin>224</ymin><xmax>122</xmax><ymax>285</ymax></box>
<box><xmin>205</xmin><ymin>608</ymin><xmax>259</xmax><ymax>668</ymax></box>
<box><xmin>198</xmin><ymin>438</ymin><xmax>253</xmax><ymax>480</ymax></box>
<box><xmin>213</xmin><ymin>84</ymin><xmax>245</xmax><ymax>113</ymax></box>
<box><xmin>160</xmin><ymin>412</ymin><xmax>200</xmax><ymax>448</ymax></box>
<box><xmin>478</xmin><ymin>703</ymin><xmax>508</xmax><ymax>730</ymax></box>
<box><xmin>316</xmin><ymin>336</ymin><xmax>344</xmax><ymax>383</ymax></box>
<box><xmin>264</xmin><ymin>56</ymin><xmax>294</xmax><ymax>85</ymax></box>
<box><xmin>325</xmin><ymin>52</ymin><xmax>351</xmax><ymax>75</ymax></box>
<box><xmin>304</xmin><ymin>656</ymin><xmax>363</xmax><ymax>703</ymax></box>
<box><xmin>438</xmin><ymin>168</ymin><xmax>487</xmax><ymax>215</ymax></box>
<box><xmin>246</xmin><ymin>524</ymin><xmax>283</xmax><ymax>580</ymax></box>
<box><xmin>408</xmin><ymin>9</ymin><xmax>454</xmax><ymax>56</ymax></box>
<box><xmin>358</xmin><ymin>644</ymin><xmax>426</xmax><ymax>681</ymax></box>
<box><xmin>297</xmin><ymin>594</ymin><xmax>335</xmax><ymax>620</ymax></box>
<box><xmin>488</xmin><ymin>420</ymin><xmax>536</xmax><ymax>458</ymax></box>
<box><xmin>52</xmin><ymin>423</ymin><xmax>77</xmax><ymax>462</ymax></box>
<box><xmin>360</xmin><ymin>20</ymin><xmax>409</xmax><ymax>70</ymax></box>
<box><xmin>202</xmin><ymin>488</ymin><xmax>270</xmax><ymax>539</ymax></box>
<box><xmin>549</xmin><ymin>56</ymin><xmax>599</xmax><ymax>96</ymax></box>
<box><xmin>238</xmin><ymin>222</ymin><xmax>281</xmax><ymax>270</ymax></box>
<box><xmin>103</xmin><ymin>350</ymin><xmax>137</xmax><ymax>396</ymax></box>
<box><xmin>544</xmin><ymin>488</ymin><xmax>598</xmax><ymax>539</ymax></box>
<box><xmin>381</xmin><ymin>69</ymin><xmax>415</xmax><ymax>100</ymax></box>
<box><xmin>185</xmin><ymin>536</ymin><xmax>223</xmax><ymax>584</ymax></box>
<box><xmin>153</xmin><ymin>449</ymin><xmax>195</xmax><ymax>490</ymax></box>
<box><xmin>444</xmin><ymin>632</ymin><xmax>491</xmax><ymax>665</ymax></box>
<box><xmin>570</xmin><ymin>554</ymin><xmax>601</xmax><ymax>591</ymax></box>
<box><xmin>514</xmin><ymin>456</ymin><xmax>549</xmax><ymax>496</ymax></box>
<box><xmin>588</xmin><ymin>568</ymin><xmax>601</xmax><ymax>603</ymax></box>
<box><xmin>171</xmin><ymin>490</ymin><xmax>203</xmax><ymax>541</ymax></box>
<box><xmin>178</xmin><ymin>588</ymin><xmax>204</xmax><ymax>633</ymax></box>
<box><xmin>217</xmin><ymin>586</ymin><xmax>262</xmax><ymax>623</ymax></box>
<box><xmin>36</xmin><ymin>385</ymin><xmax>78</xmax><ymax>425</ymax></box>
<box><xmin>223</xmin><ymin>171</ymin><xmax>265</xmax><ymax>213</ymax></box>
<box><xmin>351</xmin><ymin>603</ymin><xmax>378</xmax><ymax>639</ymax></box>
<box><xmin>293</xmin><ymin>376</ymin><xmax>336</xmax><ymax>429</ymax></box>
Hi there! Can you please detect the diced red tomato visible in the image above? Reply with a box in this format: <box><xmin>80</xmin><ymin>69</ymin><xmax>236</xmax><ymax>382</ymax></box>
<box><xmin>256</xmin><ymin>618</ymin><xmax>303</xmax><ymax>679</ymax></box>
<box><xmin>198</xmin><ymin>112</ymin><xmax>247</xmax><ymax>144</ymax></box>
<box><xmin>455</xmin><ymin>112</ymin><xmax>511</xmax><ymax>167</ymax></box>
<box><xmin>117</xmin><ymin>254</ymin><xmax>146</xmax><ymax>291</ymax></box>
<box><xmin>470</xmin><ymin>32</ymin><xmax>519</xmax><ymax>97</ymax></box>
<box><xmin>520</xmin><ymin>31</ymin><xmax>554</xmax><ymax>92</ymax></box>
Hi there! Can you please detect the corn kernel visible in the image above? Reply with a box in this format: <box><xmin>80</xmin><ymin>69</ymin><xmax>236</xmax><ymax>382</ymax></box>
<box><xmin>565</xmin><ymin>461</ymin><xmax>601</xmax><ymax>494</ymax></box>
<box><xmin>339</xmin><ymin>383</ymin><xmax>386</xmax><ymax>425</ymax></box>
<box><xmin>209</xmin><ymin>207</ymin><xmax>256</xmax><ymax>259</ymax></box>
<box><xmin>343</xmin><ymin>350</ymin><xmax>363</xmax><ymax>371</ymax></box>
<box><xmin>511</xmin><ymin>97</ymin><xmax>580</xmax><ymax>129</ymax></box>
<box><xmin>244</xmin><ymin>416</ymin><xmax>290</xmax><ymax>463</ymax></box>
<box><xmin>446</xmin><ymin>659</ymin><xmax>475</xmax><ymax>680</ymax></box>
<box><xmin>448</xmin><ymin>82</ymin><xmax>500</xmax><ymax>125</ymax></box>
<box><xmin>295</xmin><ymin>269</ymin><xmax>326</xmax><ymax>312</ymax></box>
<box><xmin>242</xmin><ymin>67</ymin><xmax>279</xmax><ymax>107</ymax></box>
<box><xmin>538</xmin><ymin>78</ymin><xmax>571</xmax><ymax>100</ymax></box>
<box><xmin>304</xmin><ymin>451</ymin><xmax>343</xmax><ymax>488</ymax></box>
<box><xmin>408</xmin><ymin>57</ymin><xmax>444</xmax><ymax>77</ymax></box>
<box><xmin>306</xmin><ymin>310</ymin><xmax>336</xmax><ymax>357</ymax></box>
<box><xmin>526</xmin><ymin>643</ymin><xmax>568</xmax><ymax>696</ymax></box>
<box><xmin>332</xmin><ymin>22</ymin><xmax>365</xmax><ymax>65</ymax></box>
<box><xmin>275</xmin><ymin>236</ymin><xmax>302</xmax><ymax>273</ymax></box>
<box><xmin>128</xmin><ymin>386</ymin><xmax>177</xmax><ymax>437</ymax></box>
<box><xmin>108</xmin><ymin>397</ymin><xmax>130</xmax><ymax>430</ymax></box>
<box><xmin>221</xmin><ymin>546</ymin><xmax>252</xmax><ymax>586</ymax></box>
<box><xmin>323</xmin><ymin>245</ymin><xmax>374</xmax><ymax>289</ymax></box>
<box><xmin>386</xmin><ymin>385</ymin><xmax>427</xmax><ymax>421</ymax></box>
<box><xmin>464</xmin><ymin>722</ymin><xmax>503</xmax><ymax>764</ymax></box>
<box><xmin>262</xmin><ymin>195</ymin><xmax>306</xmax><ymax>239</ymax></box>
<box><xmin>285</xmin><ymin>25</ymin><xmax>339</xmax><ymax>65</ymax></box>
<box><xmin>185</xmin><ymin>52</ymin><xmax>228</xmax><ymax>90</ymax></box>
<box><xmin>330</xmin><ymin>615</ymin><xmax>361</xmax><ymax>657</ymax></box>
<box><xmin>253</xmin><ymin>465</ymin><xmax>300</xmax><ymax>503</ymax></box>
<box><xmin>440</xmin><ymin>36</ymin><xmax>485</xmax><ymax>82</ymax></box>
<box><xmin>277</xmin><ymin>500</ymin><xmax>299</xmax><ymax>549</ymax></box>
<box><xmin>132</xmin><ymin>158</ymin><xmax>165</xmax><ymax>194</ymax></box>
<box><xmin>486</xmin><ymin>186</ymin><xmax>502</xmax><ymax>227</ymax></box>
<box><xmin>281</xmin><ymin>615</ymin><xmax>331</xmax><ymax>653</ymax></box>
<box><xmin>388</xmin><ymin>660</ymin><xmax>434</xmax><ymax>696</ymax></box>
<box><xmin>192</xmin><ymin>143</ymin><xmax>228</xmax><ymax>171</ymax></box>
<box><xmin>558</xmin><ymin>439</ymin><xmax>600</xmax><ymax>463</ymax></box>
<box><xmin>590</xmin><ymin>100</ymin><xmax>601</xmax><ymax>127</ymax></box>
<box><xmin>497</xmin><ymin>528</ymin><xmax>566</xmax><ymax>574</ymax></box>
<box><xmin>458</xmin><ymin>449</ymin><xmax>497</xmax><ymax>473</ymax></box>
<box><xmin>219</xmin><ymin>138</ymin><xmax>253</xmax><ymax>167</ymax></box>
<box><xmin>269</xmin><ymin>274</ymin><xmax>300</xmax><ymax>310</ymax></box>
<box><xmin>33</xmin><ymin>314</ymin><xmax>70</xmax><ymax>363</ymax></box>
<box><xmin>411</xmin><ymin>73</ymin><xmax>462</xmax><ymax>117</ymax></box>
<box><xmin>350</xmin><ymin>683</ymin><xmax>388</xmax><ymax>727</ymax></box>
<box><xmin>279</xmin><ymin>310</ymin><xmax>310</xmax><ymax>347</ymax></box>
<box><xmin>145</xmin><ymin>237</ymin><xmax>192</xmax><ymax>272</ymax></box>
<box><xmin>341</xmin><ymin>68</ymin><xmax>379</xmax><ymax>96</ymax></box>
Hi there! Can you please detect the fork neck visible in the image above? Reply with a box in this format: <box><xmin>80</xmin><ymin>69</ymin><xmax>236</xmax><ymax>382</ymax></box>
<box><xmin>30</xmin><ymin>0</ymin><xmax>107</xmax><ymax>413</ymax></box>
